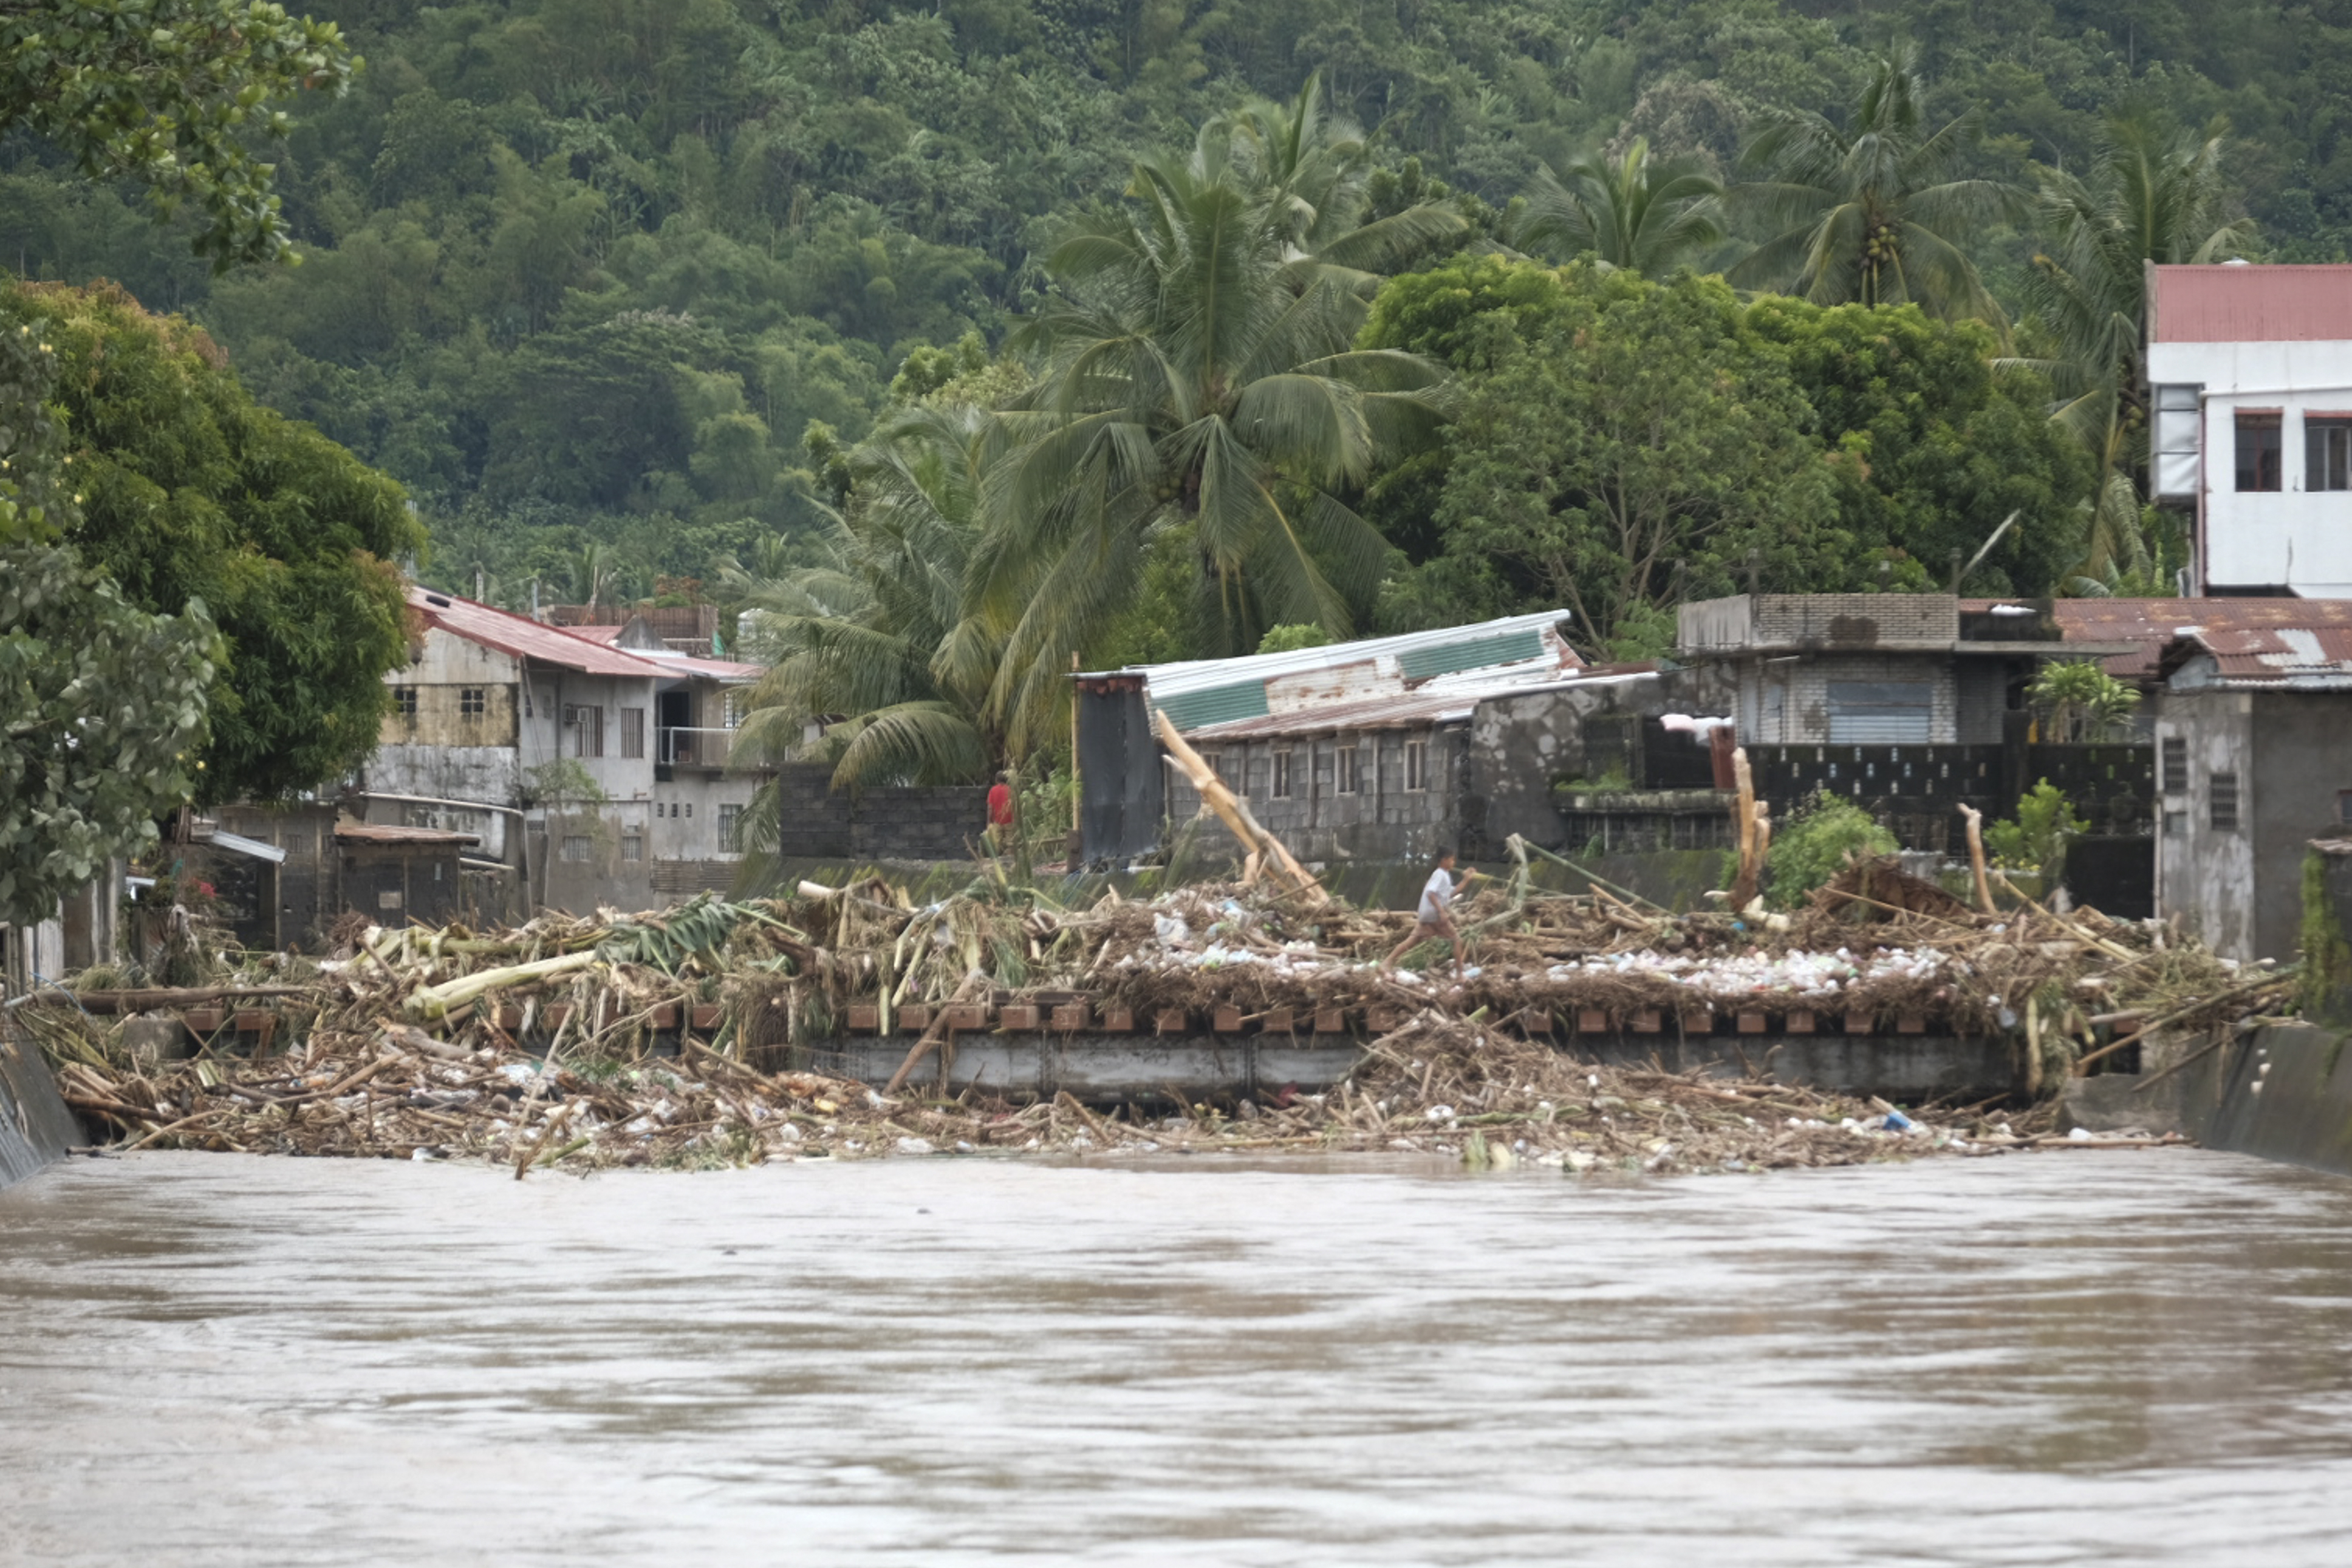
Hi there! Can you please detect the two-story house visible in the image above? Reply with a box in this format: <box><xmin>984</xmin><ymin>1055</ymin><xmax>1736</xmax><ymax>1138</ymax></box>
<box><xmin>354</xmin><ymin>588</ymin><xmax>765</xmax><ymax>915</ymax></box>
<box><xmin>2147</xmin><ymin>262</ymin><xmax>2352</xmax><ymax>596</ymax></box>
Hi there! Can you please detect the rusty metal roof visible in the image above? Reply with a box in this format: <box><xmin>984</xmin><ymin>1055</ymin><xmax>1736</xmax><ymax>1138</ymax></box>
<box><xmin>408</xmin><ymin>587</ymin><xmax>665</xmax><ymax>679</ymax></box>
<box><xmin>2149</xmin><ymin>264</ymin><xmax>2352</xmax><ymax>343</ymax></box>
<box><xmin>1960</xmin><ymin>597</ymin><xmax>2352</xmax><ymax>681</ymax></box>
<box><xmin>334</xmin><ymin>822</ymin><xmax>480</xmax><ymax>847</ymax></box>
<box><xmin>2193</xmin><ymin>623</ymin><xmax>2352</xmax><ymax>684</ymax></box>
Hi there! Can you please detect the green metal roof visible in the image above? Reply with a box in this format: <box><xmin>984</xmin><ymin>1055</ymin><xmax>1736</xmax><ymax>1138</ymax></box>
<box><xmin>1397</xmin><ymin>628</ymin><xmax>1545</xmax><ymax>680</ymax></box>
<box><xmin>1153</xmin><ymin>680</ymin><xmax>1271</xmax><ymax>733</ymax></box>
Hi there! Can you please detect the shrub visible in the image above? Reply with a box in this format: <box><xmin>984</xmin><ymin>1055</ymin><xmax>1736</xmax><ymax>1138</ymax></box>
<box><xmin>1984</xmin><ymin>780</ymin><xmax>2087</xmax><ymax>888</ymax></box>
<box><xmin>1766</xmin><ymin>791</ymin><xmax>1897</xmax><ymax>908</ymax></box>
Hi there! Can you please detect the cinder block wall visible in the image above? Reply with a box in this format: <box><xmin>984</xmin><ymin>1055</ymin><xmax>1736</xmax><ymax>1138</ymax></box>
<box><xmin>774</xmin><ymin>764</ymin><xmax>986</xmax><ymax>861</ymax></box>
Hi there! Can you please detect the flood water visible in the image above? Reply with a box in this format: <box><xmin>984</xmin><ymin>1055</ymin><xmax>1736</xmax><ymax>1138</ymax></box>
<box><xmin>4</xmin><ymin>1150</ymin><xmax>2351</xmax><ymax>1566</ymax></box>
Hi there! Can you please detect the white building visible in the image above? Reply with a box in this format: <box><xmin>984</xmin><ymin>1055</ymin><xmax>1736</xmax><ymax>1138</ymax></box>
<box><xmin>2147</xmin><ymin>262</ymin><xmax>2352</xmax><ymax>596</ymax></box>
<box><xmin>355</xmin><ymin>588</ymin><xmax>766</xmax><ymax>915</ymax></box>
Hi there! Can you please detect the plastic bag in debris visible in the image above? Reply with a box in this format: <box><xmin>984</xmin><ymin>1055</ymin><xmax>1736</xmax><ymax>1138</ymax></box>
<box><xmin>1153</xmin><ymin>913</ymin><xmax>1191</xmax><ymax>947</ymax></box>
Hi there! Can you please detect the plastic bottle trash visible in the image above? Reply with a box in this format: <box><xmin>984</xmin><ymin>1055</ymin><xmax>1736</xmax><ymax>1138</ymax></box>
<box><xmin>1882</xmin><ymin>1109</ymin><xmax>1915</xmax><ymax>1133</ymax></box>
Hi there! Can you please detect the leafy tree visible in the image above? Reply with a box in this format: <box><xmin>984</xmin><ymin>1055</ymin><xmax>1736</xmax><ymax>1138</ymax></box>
<box><xmin>0</xmin><ymin>0</ymin><xmax>359</xmax><ymax>268</ymax></box>
<box><xmin>1516</xmin><ymin>137</ymin><xmax>1724</xmax><ymax>279</ymax></box>
<box><xmin>1396</xmin><ymin>265</ymin><xmax>1837</xmax><ymax>652</ymax></box>
<box><xmin>734</xmin><ymin>403</ymin><xmax>1008</xmax><ymax>789</ymax></box>
<box><xmin>2011</xmin><ymin>115</ymin><xmax>2255</xmax><ymax>586</ymax></box>
<box><xmin>976</xmin><ymin>76</ymin><xmax>1461</xmax><ymax>743</ymax></box>
<box><xmin>1</xmin><ymin>325</ymin><xmax>218</xmax><ymax>926</ymax></box>
<box><xmin>8</xmin><ymin>281</ymin><xmax>420</xmax><ymax>803</ymax></box>
<box><xmin>1731</xmin><ymin>47</ymin><xmax>2024</xmax><ymax>325</ymax></box>
<box><xmin>2026</xmin><ymin>660</ymin><xmax>2140</xmax><ymax>743</ymax></box>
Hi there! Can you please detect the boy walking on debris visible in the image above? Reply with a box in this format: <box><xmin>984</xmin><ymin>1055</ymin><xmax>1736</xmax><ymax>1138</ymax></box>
<box><xmin>1384</xmin><ymin>848</ymin><xmax>1478</xmax><ymax>978</ymax></box>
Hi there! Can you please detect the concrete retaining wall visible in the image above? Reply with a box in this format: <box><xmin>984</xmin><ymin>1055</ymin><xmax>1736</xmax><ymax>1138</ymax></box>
<box><xmin>0</xmin><ymin>1025</ymin><xmax>80</xmax><ymax>1190</ymax></box>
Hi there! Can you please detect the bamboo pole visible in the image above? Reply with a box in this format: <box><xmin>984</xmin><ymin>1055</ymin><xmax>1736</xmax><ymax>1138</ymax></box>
<box><xmin>1154</xmin><ymin>709</ymin><xmax>1327</xmax><ymax>905</ymax></box>
<box><xmin>1957</xmin><ymin>804</ymin><xmax>1996</xmax><ymax>915</ymax></box>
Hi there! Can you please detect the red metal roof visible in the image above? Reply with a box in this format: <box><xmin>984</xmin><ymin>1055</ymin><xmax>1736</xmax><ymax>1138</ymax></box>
<box><xmin>407</xmin><ymin>587</ymin><xmax>666</xmax><ymax>678</ymax></box>
<box><xmin>2149</xmin><ymin>264</ymin><xmax>2352</xmax><ymax>343</ymax></box>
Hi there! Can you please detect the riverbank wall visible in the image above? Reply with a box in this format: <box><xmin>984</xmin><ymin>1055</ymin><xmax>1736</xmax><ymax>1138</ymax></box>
<box><xmin>1</xmin><ymin>1023</ymin><xmax>80</xmax><ymax>1189</ymax></box>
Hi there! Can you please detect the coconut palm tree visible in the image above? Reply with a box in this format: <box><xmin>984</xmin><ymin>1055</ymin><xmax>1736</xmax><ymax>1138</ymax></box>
<box><xmin>1729</xmin><ymin>48</ymin><xmax>2025</xmax><ymax>324</ymax></box>
<box><xmin>2011</xmin><ymin>115</ymin><xmax>2254</xmax><ymax>586</ymax></box>
<box><xmin>972</xmin><ymin>75</ymin><xmax>1464</xmax><ymax>748</ymax></box>
<box><xmin>730</xmin><ymin>402</ymin><xmax>1009</xmax><ymax>789</ymax></box>
<box><xmin>1516</xmin><ymin>138</ymin><xmax>1724</xmax><ymax>278</ymax></box>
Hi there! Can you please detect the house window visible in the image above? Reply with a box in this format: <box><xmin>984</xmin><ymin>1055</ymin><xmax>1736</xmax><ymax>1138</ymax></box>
<box><xmin>459</xmin><ymin>686</ymin><xmax>486</xmax><ymax>718</ymax></box>
<box><xmin>620</xmin><ymin>706</ymin><xmax>646</xmax><ymax>760</ymax></box>
<box><xmin>560</xmin><ymin>834</ymin><xmax>593</xmax><ymax>862</ymax></box>
<box><xmin>1271</xmin><ymin>751</ymin><xmax>1294</xmax><ymax>799</ymax></box>
<box><xmin>621</xmin><ymin>833</ymin><xmax>644</xmax><ymax>862</ymax></box>
<box><xmin>685</xmin><ymin>802</ymin><xmax>692</xmax><ymax>818</ymax></box>
<box><xmin>392</xmin><ymin>686</ymin><xmax>418</xmax><ymax>718</ymax></box>
<box><xmin>1335</xmin><ymin>745</ymin><xmax>1360</xmax><ymax>795</ymax></box>
<box><xmin>2338</xmin><ymin>790</ymin><xmax>2352</xmax><ymax>827</ymax></box>
<box><xmin>2210</xmin><ymin>771</ymin><xmax>2241</xmax><ymax>831</ymax></box>
<box><xmin>719</xmin><ymin>803</ymin><xmax>743</xmax><ymax>852</ymax></box>
<box><xmin>722</xmin><ymin>690</ymin><xmax>744</xmax><ymax>729</ymax></box>
<box><xmin>569</xmin><ymin>704</ymin><xmax>604</xmax><ymax>758</ymax></box>
<box><xmin>2309</xmin><ymin>418</ymin><xmax>2352</xmax><ymax>492</ymax></box>
<box><xmin>2235</xmin><ymin>412</ymin><xmax>2283</xmax><ymax>492</ymax></box>
<box><xmin>1404</xmin><ymin>739</ymin><xmax>1429</xmax><ymax>792</ymax></box>
<box><xmin>2160</xmin><ymin>737</ymin><xmax>2187</xmax><ymax>795</ymax></box>
<box><xmin>2152</xmin><ymin>384</ymin><xmax>2202</xmax><ymax>499</ymax></box>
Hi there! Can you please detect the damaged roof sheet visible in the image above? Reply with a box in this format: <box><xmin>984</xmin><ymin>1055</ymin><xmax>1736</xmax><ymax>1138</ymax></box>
<box><xmin>1963</xmin><ymin>596</ymin><xmax>2352</xmax><ymax>681</ymax></box>
<box><xmin>1183</xmin><ymin>669</ymin><xmax>1656</xmax><ymax>741</ymax></box>
<box><xmin>2178</xmin><ymin>622</ymin><xmax>2352</xmax><ymax>686</ymax></box>
<box><xmin>335</xmin><ymin>822</ymin><xmax>482</xmax><ymax>847</ymax></box>
<box><xmin>406</xmin><ymin>587</ymin><xmax>669</xmax><ymax>679</ymax></box>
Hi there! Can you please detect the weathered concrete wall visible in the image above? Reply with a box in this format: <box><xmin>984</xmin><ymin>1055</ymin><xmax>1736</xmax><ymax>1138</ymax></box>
<box><xmin>2156</xmin><ymin>688</ymin><xmax>2260</xmax><ymax>958</ymax></box>
<box><xmin>2181</xmin><ymin>1023</ymin><xmax>2352</xmax><ymax>1178</ymax></box>
<box><xmin>1466</xmin><ymin>668</ymin><xmax>1731</xmax><ymax>853</ymax></box>
<box><xmin>772</xmin><ymin>765</ymin><xmax>989</xmax><ymax>861</ymax></box>
<box><xmin>810</xmin><ymin>1028</ymin><xmax>2012</xmax><ymax>1102</ymax></box>
<box><xmin>1175</xmin><ymin>726</ymin><xmax>1465</xmax><ymax>863</ymax></box>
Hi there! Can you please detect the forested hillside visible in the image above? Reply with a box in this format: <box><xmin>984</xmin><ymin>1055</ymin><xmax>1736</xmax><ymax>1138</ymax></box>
<box><xmin>2</xmin><ymin>0</ymin><xmax>2340</xmax><ymax>616</ymax></box>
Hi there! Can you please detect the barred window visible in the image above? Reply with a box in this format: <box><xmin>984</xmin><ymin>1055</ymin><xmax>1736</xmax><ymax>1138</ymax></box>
<box><xmin>1335</xmin><ymin>745</ymin><xmax>1360</xmax><ymax>795</ymax></box>
<box><xmin>392</xmin><ymin>686</ymin><xmax>418</xmax><ymax>718</ymax></box>
<box><xmin>1404</xmin><ymin>739</ymin><xmax>1429</xmax><ymax>791</ymax></box>
<box><xmin>459</xmin><ymin>686</ymin><xmax>486</xmax><ymax>718</ymax></box>
<box><xmin>2160</xmin><ymin>736</ymin><xmax>2187</xmax><ymax>794</ymax></box>
<box><xmin>2210</xmin><ymin>771</ymin><xmax>2241</xmax><ymax>832</ymax></box>
<box><xmin>1271</xmin><ymin>751</ymin><xmax>1294</xmax><ymax>799</ymax></box>
<box><xmin>719</xmin><ymin>803</ymin><xmax>743</xmax><ymax>852</ymax></box>
<box><xmin>560</xmin><ymin>835</ymin><xmax>593</xmax><ymax>862</ymax></box>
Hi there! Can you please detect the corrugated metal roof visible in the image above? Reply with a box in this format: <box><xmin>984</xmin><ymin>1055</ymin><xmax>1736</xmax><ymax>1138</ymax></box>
<box><xmin>1963</xmin><ymin>597</ymin><xmax>2352</xmax><ymax>680</ymax></box>
<box><xmin>1398</xmin><ymin>627</ymin><xmax>1545</xmax><ymax>678</ymax></box>
<box><xmin>334</xmin><ymin>822</ymin><xmax>480</xmax><ymax>846</ymax></box>
<box><xmin>1155</xmin><ymin>679</ymin><xmax>1273</xmax><ymax>733</ymax></box>
<box><xmin>2201</xmin><ymin>624</ymin><xmax>2352</xmax><ymax>681</ymax></box>
<box><xmin>1185</xmin><ymin>669</ymin><xmax>1658</xmax><ymax>741</ymax></box>
<box><xmin>1092</xmin><ymin>609</ymin><xmax>1576</xmax><ymax>698</ymax></box>
<box><xmin>2150</xmin><ymin>264</ymin><xmax>2352</xmax><ymax>343</ymax></box>
<box><xmin>407</xmin><ymin>587</ymin><xmax>666</xmax><ymax>678</ymax></box>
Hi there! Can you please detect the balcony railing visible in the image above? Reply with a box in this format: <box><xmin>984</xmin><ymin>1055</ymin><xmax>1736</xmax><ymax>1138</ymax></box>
<box><xmin>658</xmin><ymin>726</ymin><xmax>741</xmax><ymax>769</ymax></box>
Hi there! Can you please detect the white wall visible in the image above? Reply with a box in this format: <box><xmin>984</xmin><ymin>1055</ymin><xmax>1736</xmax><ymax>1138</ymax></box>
<box><xmin>2147</xmin><ymin>338</ymin><xmax>2352</xmax><ymax>593</ymax></box>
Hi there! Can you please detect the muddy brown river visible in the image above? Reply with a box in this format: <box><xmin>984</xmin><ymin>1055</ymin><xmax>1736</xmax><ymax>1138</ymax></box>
<box><xmin>4</xmin><ymin>1150</ymin><xmax>2350</xmax><ymax>1565</ymax></box>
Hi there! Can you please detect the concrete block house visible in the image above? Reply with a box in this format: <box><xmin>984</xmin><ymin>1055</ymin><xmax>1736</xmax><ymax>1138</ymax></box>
<box><xmin>355</xmin><ymin>588</ymin><xmax>766</xmax><ymax>914</ymax></box>
<box><xmin>2145</xmin><ymin>262</ymin><xmax>2352</xmax><ymax>595</ymax></box>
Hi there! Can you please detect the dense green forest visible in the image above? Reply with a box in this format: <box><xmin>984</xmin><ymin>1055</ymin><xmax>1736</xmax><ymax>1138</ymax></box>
<box><xmin>2</xmin><ymin>2</ymin><xmax>2336</xmax><ymax>602</ymax></box>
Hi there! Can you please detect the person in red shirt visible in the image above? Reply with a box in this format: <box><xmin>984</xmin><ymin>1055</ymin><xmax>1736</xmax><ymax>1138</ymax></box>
<box><xmin>986</xmin><ymin>773</ymin><xmax>1014</xmax><ymax>853</ymax></box>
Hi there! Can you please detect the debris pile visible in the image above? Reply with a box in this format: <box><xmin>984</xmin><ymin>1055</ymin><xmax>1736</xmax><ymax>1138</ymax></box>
<box><xmin>13</xmin><ymin>853</ymin><xmax>2286</xmax><ymax>1174</ymax></box>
